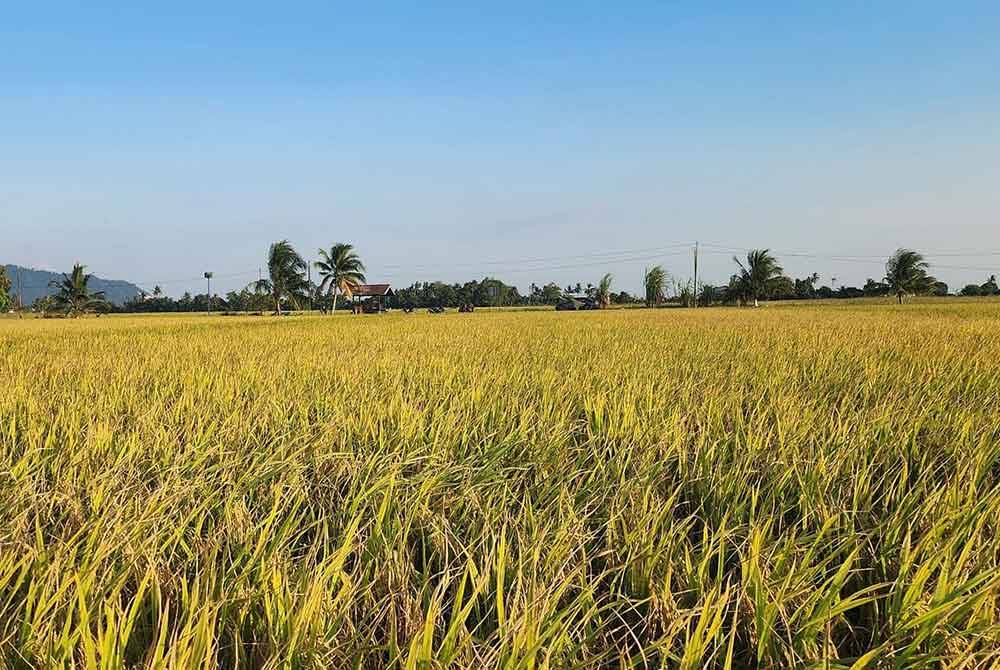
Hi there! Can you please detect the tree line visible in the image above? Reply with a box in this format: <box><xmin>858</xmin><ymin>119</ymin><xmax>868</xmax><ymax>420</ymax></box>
<box><xmin>118</xmin><ymin>276</ymin><xmax>638</xmax><ymax>313</ymax></box>
<box><xmin>4</xmin><ymin>244</ymin><xmax>997</xmax><ymax>317</ymax></box>
<box><xmin>393</xmin><ymin>274</ymin><xmax>636</xmax><ymax>309</ymax></box>
<box><xmin>120</xmin><ymin>241</ymin><xmax>370</xmax><ymax>314</ymax></box>
<box><xmin>6</xmin><ymin>241</ymin><xmax>366</xmax><ymax>317</ymax></box>
<box><xmin>685</xmin><ymin>248</ymin><xmax>951</xmax><ymax>307</ymax></box>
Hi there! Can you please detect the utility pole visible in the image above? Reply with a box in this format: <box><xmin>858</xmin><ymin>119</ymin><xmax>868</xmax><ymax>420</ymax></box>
<box><xmin>693</xmin><ymin>241</ymin><xmax>699</xmax><ymax>308</ymax></box>
<box><xmin>204</xmin><ymin>272</ymin><xmax>213</xmax><ymax>315</ymax></box>
<box><xmin>307</xmin><ymin>263</ymin><xmax>313</xmax><ymax>312</ymax></box>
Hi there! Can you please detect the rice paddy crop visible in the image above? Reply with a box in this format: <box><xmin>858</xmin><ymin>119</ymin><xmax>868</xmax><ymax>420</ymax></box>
<box><xmin>2</xmin><ymin>303</ymin><xmax>1000</xmax><ymax>668</ymax></box>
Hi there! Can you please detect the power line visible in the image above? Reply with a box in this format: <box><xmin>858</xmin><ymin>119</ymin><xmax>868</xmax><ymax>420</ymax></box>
<box><xmin>699</xmin><ymin>244</ymin><xmax>1000</xmax><ymax>273</ymax></box>
<box><xmin>8</xmin><ymin>241</ymin><xmax>999</xmax><ymax>294</ymax></box>
<box><xmin>377</xmin><ymin>242</ymin><xmax>693</xmax><ymax>271</ymax></box>
<box><xmin>701</xmin><ymin>242</ymin><xmax>1000</xmax><ymax>259</ymax></box>
<box><xmin>379</xmin><ymin>249</ymin><xmax>693</xmax><ymax>277</ymax></box>
<box><xmin>9</xmin><ymin>246</ymin><xmax>697</xmax><ymax>291</ymax></box>
<box><xmin>132</xmin><ymin>270</ymin><xmax>259</xmax><ymax>287</ymax></box>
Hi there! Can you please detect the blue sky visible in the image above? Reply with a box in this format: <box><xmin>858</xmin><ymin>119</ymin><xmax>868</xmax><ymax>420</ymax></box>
<box><xmin>3</xmin><ymin>1</ymin><xmax>999</xmax><ymax>295</ymax></box>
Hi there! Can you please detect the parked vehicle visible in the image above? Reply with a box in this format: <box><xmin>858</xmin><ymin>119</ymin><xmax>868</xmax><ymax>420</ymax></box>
<box><xmin>556</xmin><ymin>297</ymin><xmax>599</xmax><ymax>311</ymax></box>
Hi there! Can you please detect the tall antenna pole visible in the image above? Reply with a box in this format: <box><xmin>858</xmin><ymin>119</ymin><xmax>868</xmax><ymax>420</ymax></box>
<box><xmin>204</xmin><ymin>272</ymin><xmax>213</xmax><ymax>315</ymax></box>
<box><xmin>693</xmin><ymin>241</ymin><xmax>699</xmax><ymax>308</ymax></box>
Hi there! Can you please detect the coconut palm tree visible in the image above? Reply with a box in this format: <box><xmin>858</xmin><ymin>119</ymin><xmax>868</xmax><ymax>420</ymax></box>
<box><xmin>315</xmin><ymin>243</ymin><xmax>366</xmax><ymax>314</ymax></box>
<box><xmin>254</xmin><ymin>240</ymin><xmax>309</xmax><ymax>314</ymax></box>
<box><xmin>643</xmin><ymin>266</ymin><xmax>666</xmax><ymax>307</ymax></box>
<box><xmin>596</xmin><ymin>273</ymin><xmax>613</xmax><ymax>309</ymax></box>
<box><xmin>733</xmin><ymin>249</ymin><xmax>784</xmax><ymax>307</ymax></box>
<box><xmin>885</xmin><ymin>248</ymin><xmax>935</xmax><ymax>304</ymax></box>
<box><xmin>49</xmin><ymin>264</ymin><xmax>109</xmax><ymax>316</ymax></box>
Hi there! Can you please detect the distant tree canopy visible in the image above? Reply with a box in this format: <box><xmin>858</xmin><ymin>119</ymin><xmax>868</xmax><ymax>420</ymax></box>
<box><xmin>960</xmin><ymin>275</ymin><xmax>999</xmax><ymax>297</ymax></box>
<box><xmin>112</xmin><ymin>275</ymin><xmax>642</xmax><ymax>313</ymax></box>
<box><xmin>121</xmin><ymin>288</ymin><xmax>270</xmax><ymax>314</ymax></box>
<box><xmin>885</xmin><ymin>249</ymin><xmax>936</xmax><ymax>304</ymax></box>
<box><xmin>395</xmin><ymin>278</ymin><xmax>522</xmax><ymax>308</ymax></box>
<box><xmin>732</xmin><ymin>249</ymin><xmax>785</xmax><ymax>307</ymax></box>
<box><xmin>597</xmin><ymin>273</ymin><xmax>614</xmax><ymax>309</ymax></box>
<box><xmin>0</xmin><ymin>266</ymin><xmax>11</xmax><ymax>312</ymax></box>
<box><xmin>793</xmin><ymin>273</ymin><xmax>820</xmax><ymax>300</ymax></box>
<box><xmin>40</xmin><ymin>243</ymin><xmax>992</xmax><ymax>315</ymax></box>
<box><xmin>315</xmin><ymin>243</ymin><xmax>366</xmax><ymax>314</ymax></box>
<box><xmin>698</xmin><ymin>271</ymin><xmax>947</xmax><ymax>307</ymax></box>
<box><xmin>389</xmin><ymin>276</ymin><xmax>642</xmax><ymax>309</ymax></box>
<box><xmin>255</xmin><ymin>240</ymin><xmax>310</xmax><ymax>314</ymax></box>
<box><xmin>47</xmin><ymin>264</ymin><xmax>110</xmax><ymax>316</ymax></box>
<box><xmin>534</xmin><ymin>283</ymin><xmax>565</xmax><ymax>305</ymax></box>
<box><xmin>643</xmin><ymin>266</ymin><xmax>667</xmax><ymax>307</ymax></box>
<box><xmin>687</xmin><ymin>248</ymin><xmax>963</xmax><ymax>306</ymax></box>
<box><xmin>863</xmin><ymin>279</ymin><xmax>891</xmax><ymax>297</ymax></box>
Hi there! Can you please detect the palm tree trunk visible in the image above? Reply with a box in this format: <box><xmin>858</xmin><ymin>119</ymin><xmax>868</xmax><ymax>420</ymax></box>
<box><xmin>897</xmin><ymin>292</ymin><xmax>903</xmax><ymax>305</ymax></box>
<box><xmin>274</xmin><ymin>289</ymin><xmax>281</xmax><ymax>315</ymax></box>
<box><xmin>331</xmin><ymin>287</ymin><xmax>338</xmax><ymax>315</ymax></box>
<box><xmin>753</xmin><ymin>297</ymin><xmax>759</xmax><ymax>308</ymax></box>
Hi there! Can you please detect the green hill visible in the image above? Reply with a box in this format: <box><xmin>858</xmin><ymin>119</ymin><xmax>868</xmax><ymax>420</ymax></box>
<box><xmin>3</xmin><ymin>265</ymin><xmax>142</xmax><ymax>307</ymax></box>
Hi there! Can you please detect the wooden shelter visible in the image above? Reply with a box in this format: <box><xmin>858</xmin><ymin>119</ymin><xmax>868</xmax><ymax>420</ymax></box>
<box><xmin>345</xmin><ymin>284</ymin><xmax>393</xmax><ymax>313</ymax></box>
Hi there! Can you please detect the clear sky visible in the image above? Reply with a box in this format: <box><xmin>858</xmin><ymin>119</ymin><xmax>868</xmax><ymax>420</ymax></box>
<box><xmin>3</xmin><ymin>1</ymin><xmax>999</xmax><ymax>296</ymax></box>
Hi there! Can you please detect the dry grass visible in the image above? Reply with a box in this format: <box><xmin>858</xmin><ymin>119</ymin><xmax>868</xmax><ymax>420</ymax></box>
<box><xmin>2</xmin><ymin>303</ymin><xmax>1000</xmax><ymax>668</ymax></box>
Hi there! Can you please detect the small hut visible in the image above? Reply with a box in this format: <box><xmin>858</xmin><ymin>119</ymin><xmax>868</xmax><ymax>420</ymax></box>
<box><xmin>345</xmin><ymin>284</ymin><xmax>393</xmax><ymax>313</ymax></box>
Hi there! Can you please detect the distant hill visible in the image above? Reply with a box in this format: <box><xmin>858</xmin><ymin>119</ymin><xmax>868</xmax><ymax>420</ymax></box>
<box><xmin>3</xmin><ymin>265</ymin><xmax>142</xmax><ymax>307</ymax></box>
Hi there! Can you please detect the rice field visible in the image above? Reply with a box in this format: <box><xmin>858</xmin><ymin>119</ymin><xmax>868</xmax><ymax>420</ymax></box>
<box><xmin>2</xmin><ymin>303</ymin><xmax>1000</xmax><ymax>669</ymax></box>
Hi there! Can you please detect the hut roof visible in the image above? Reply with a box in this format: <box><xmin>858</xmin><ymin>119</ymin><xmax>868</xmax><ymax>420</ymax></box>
<box><xmin>346</xmin><ymin>283</ymin><xmax>392</xmax><ymax>297</ymax></box>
